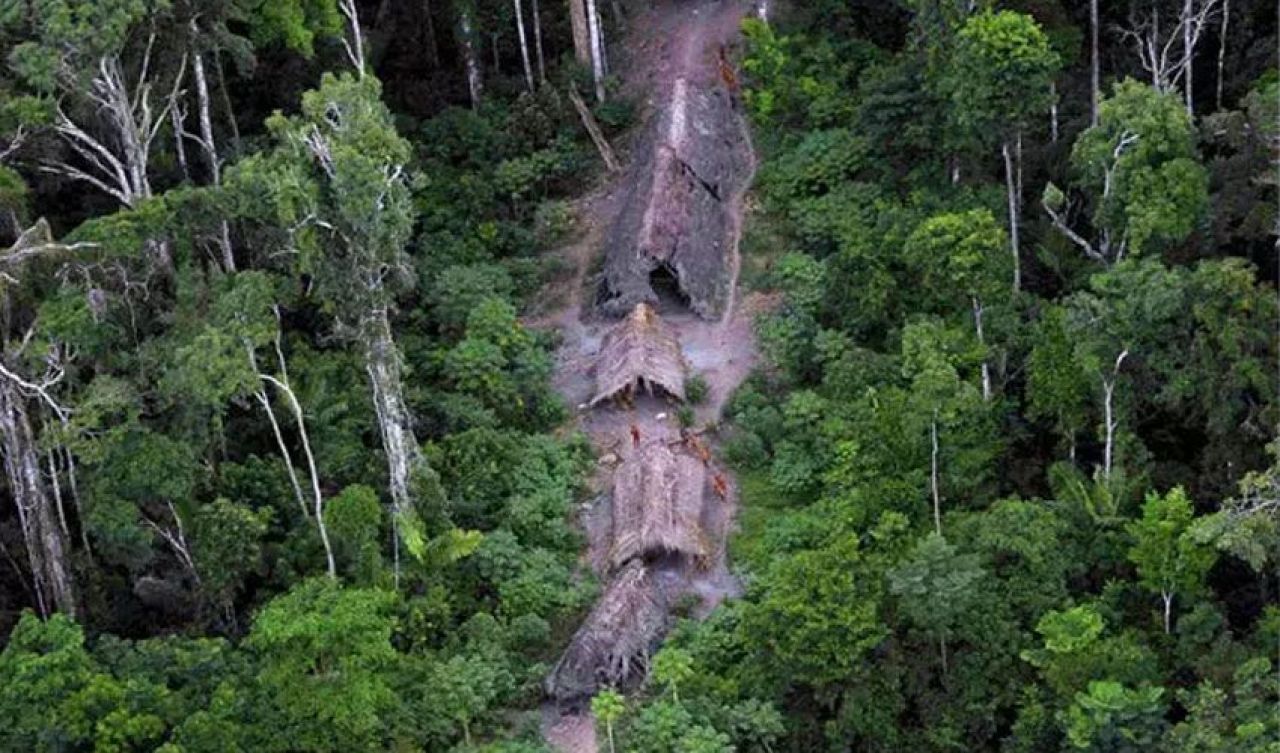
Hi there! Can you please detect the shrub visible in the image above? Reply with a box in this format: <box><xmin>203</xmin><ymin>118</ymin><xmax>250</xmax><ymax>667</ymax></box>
<box><xmin>677</xmin><ymin>406</ymin><xmax>696</xmax><ymax>428</ymax></box>
<box><xmin>686</xmin><ymin>373</ymin><xmax>710</xmax><ymax>405</ymax></box>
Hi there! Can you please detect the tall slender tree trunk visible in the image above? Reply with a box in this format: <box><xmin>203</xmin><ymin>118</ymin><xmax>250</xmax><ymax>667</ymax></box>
<box><xmin>363</xmin><ymin>306</ymin><xmax>426</xmax><ymax>586</ymax></box>
<box><xmin>260</xmin><ymin>316</ymin><xmax>335</xmax><ymax>580</ymax></box>
<box><xmin>1050</xmin><ymin>82</ymin><xmax>1059</xmax><ymax>143</ymax></box>
<box><xmin>1101</xmin><ymin>350</ymin><xmax>1129</xmax><ymax>481</ymax></box>
<box><xmin>586</xmin><ymin>0</ymin><xmax>606</xmax><ymax>101</ymax></box>
<box><xmin>1102</xmin><ymin>376</ymin><xmax>1117</xmax><ymax>480</ymax></box>
<box><xmin>1001</xmin><ymin>138</ymin><xmax>1021</xmax><ymax>292</ymax></box>
<box><xmin>1090</xmin><ymin>0</ymin><xmax>1100</xmax><ymax>126</ymax></box>
<box><xmin>931</xmin><ymin>411</ymin><xmax>942</xmax><ymax>536</ymax></box>
<box><xmin>595</xmin><ymin>1</ymin><xmax>609</xmax><ymax>75</ymax></box>
<box><xmin>0</xmin><ymin>380</ymin><xmax>76</xmax><ymax>617</ymax></box>
<box><xmin>531</xmin><ymin>0</ymin><xmax>546</xmax><ymax>83</ymax></box>
<box><xmin>170</xmin><ymin>106</ymin><xmax>190</xmax><ymax>182</ymax></box>
<box><xmin>1183</xmin><ymin>0</ymin><xmax>1194</xmax><ymax>114</ymax></box>
<box><xmin>569</xmin><ymin>0</ymin><xmax>591</xmax><ymax>65</ymax></box>
<box><xmin>514</xmin><ymin>0</ymin><xmax>535</xmax><ymax>92</ymax></box>
<box><xmin>973</xmin><ymin>297</ymin><xmax>991</xmax><ymax>401</ymax></box>
<box><xmin>191</xmin><ymin>32</ymin><xmax>235</xmax><ymax>273</ymax></box>
<box><xmin>458</xmin><ymin>6</ymin><xmax>484</xmax><ymax>107</ymax></box>
<box><xmin>339</xmin><ymin>0</ymin><xmax>368</xmax><ymax>77</ymax></box>
<box><xmin>1216</xmin><ymin>0</ymin><xmax>1229</xmax><ymax>110</ymax></box>
<box><xmin>1162</xmin><ymin>591</ymin><xmax>1173</xmax><ymax>633</ymax></box>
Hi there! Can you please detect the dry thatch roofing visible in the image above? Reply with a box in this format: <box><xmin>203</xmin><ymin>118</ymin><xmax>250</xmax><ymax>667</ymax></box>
<box><xmin>610</xmin><ymin>440</ymin><xmax>708</xmax><ymax>569</ymax></box>
<box><xmin>544</xmin><ymin>560</ymin><xmax>667</xmax><ymax>702</ymax></box>
<box><xmin>590</xmin><ymin>303</ymin><xmax>686</xmax><ymax>407</ymax></box>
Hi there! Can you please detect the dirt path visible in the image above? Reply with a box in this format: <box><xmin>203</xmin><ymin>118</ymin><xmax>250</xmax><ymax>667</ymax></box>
<box><xmin>537</xmin><ymin>3</ymin><xmax>762</xmax><ymax>751</ymax></box>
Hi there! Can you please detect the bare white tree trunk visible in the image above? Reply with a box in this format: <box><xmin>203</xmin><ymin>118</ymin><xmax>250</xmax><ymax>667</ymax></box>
<box><xmin>45</xmin><ymin>448</ymin><xmax>70</xmax><ymax>542</ymax></box>
<box><xmin>1101</xmin><ymin>350</ymin><xmax>1130</xmax><ymax>481</ymax></box>
<box><xmin>514</xmin><ymin>0</ymin><xmax>535</xmax><ymax>92</ymax></box>
<box><xmin>244</xmin><ymin>314</ymin><xmax>335</xmax><ymax>578</ymax></box>
<box><xmin>248</xmin><ymin>357</ymin><xmax>309</xmax><ymax>520</ymax></box>
<box><xmin>190</xmin><ymin>30</ymin><xmax>235</xmax><ymax>273</ymax></box>
<box><xmin>595</xmin><ymin>2</ymin><xmax>609</xmax><ymax>76</ymax></box>
<box><xmin>170</xmin><ymin>105</ymin><xmax>190</xmax><ymax>181</ymax></box>
<box><xmin>263</xmin><ymin>314</ymin><xmax>334</xmax><ymax>580</ymax></box>
<box><xmin>459</xmin><ymin>7</ymin><xmax>484</xmax><ymax>108</ymax></box>
<box><xmin>143</xmin><ymin>501</ymin><xmax>199</xmax><ymax>584</ymax></box>
<box><xmin>973</xmin><ymin>297</ymin><xmax>991</xmax><ymax>401</ymax></box>
<box><xmin>1162</xmin><ymin>591</ymin><xmax>1173</xmax><ymax>633</ymax></box>
<box><xmin>1215</xmin><ymin>0</ymin><xmax>1229</xmax><ymax>110</ymax></box>
<box><xmin>0</xmin><ymin>379</ymin><xmax>76</xmax><ymax>617</ymax></box>
<box><xmin>364</xmin><ymin>306</ymin><xmax>426</xmax><ymax>587</ymax></box>
<box><xmin>1050</xmin><ymin>82</ymin><xmax>1060</xmax><ymax>143</ymax></box>
<box><xmin>1002</xmin><ymin>139</ymin><xmax>1021</xmax><ymax>292</ymax></box>
<box><xmin>340</xmin><ymin>0</ymin><xmax>368</xmax><ymax>78</ymax></box>
<box><xmin>931</xmin><ymin>411</ymin><xmax>942</xmax><ymax>535</ymax></box>
<box><xmin>531</xmin><ymin>0</ymin><xmax>546</xmax><ymax>83</ymax></box>
<box><xmin>1183</xmin><ymin>0</ymin><xmax>1194</xmax><ymax>113</ymax></box>
<box><xmin>586</xmin><ymin>0</ymin><xmax>606</xmax><ymax>101</ymax></box>
<box><xmin>1091</xmin><ymin>0</ymin><xmax>1100</xmax><ymax>126</ymax></box>
<box><xmin>42</xmin><ymin>43</ymin><xmax>186</xmax><ymax>208</ymax></box>
<box><xmin>1121</xmin><ymin>0</ymin><xmax>1220</xmax><ymax>97</ymax></box>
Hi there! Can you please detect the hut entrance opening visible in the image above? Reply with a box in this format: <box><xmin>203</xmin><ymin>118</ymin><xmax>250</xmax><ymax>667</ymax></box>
<box><xmin>649</xmin><ymin>262</ymin><xmax>690</xmax><ymax>313</ymax></box>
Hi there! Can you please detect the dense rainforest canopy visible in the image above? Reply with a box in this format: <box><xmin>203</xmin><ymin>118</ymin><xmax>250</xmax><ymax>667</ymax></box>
<box><xmin>0</xmin><ymin>0</ymin><xmax>1278</xmax><ymax>751</ymax></box>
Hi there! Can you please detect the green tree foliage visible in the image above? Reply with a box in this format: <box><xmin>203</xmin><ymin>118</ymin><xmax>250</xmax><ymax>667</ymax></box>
<box><xmin>1047</xmin><ymin>80</ymin><xmax>1209</xmax><ymax>260</ymax></box>
<box><xmin>1126</xmin><ymin>487</ymin><xmax>1218</xmax><ymax>633</ymax></box>
<box><xmin>246</xmin><ymin>579</ymin><xmax>397</xmax><ymax>750</ymax></box>
<box><xmin>942</xmin><ymin>9</ymin><xmax>1060</xmax><ymax>146</ymax></box>
<box><xmin>0</xmin><ymin>613</ymin><xmax>167</xmax><ymax>750</ymax></box>
<box><xmin>3</xmin><ymin>2</ymin><xmax>1280</xmax><ymax>751</ymax></box>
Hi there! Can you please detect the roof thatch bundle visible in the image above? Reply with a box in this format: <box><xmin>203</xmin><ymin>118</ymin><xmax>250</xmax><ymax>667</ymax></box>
<box><xmin>590</xmin><ymin>303</ymin><xmax>686</xmax><ymax>407</ymax></box>
<box><xmin>610</xmin><ymin>440</ymin><xmax>708</xmax><ymax>569</ymax></box>
<box><xmin>544</xmin><ymin>560</ymin><xmax>667</xmax><ymax>702</ymax></box>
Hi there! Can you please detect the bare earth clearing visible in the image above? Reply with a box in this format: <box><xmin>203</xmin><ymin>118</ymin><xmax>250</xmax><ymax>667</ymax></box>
<box><xmin>534</xmin><ymin>1</ymin><xmax>764</xmax><ymax>751</ymax></box>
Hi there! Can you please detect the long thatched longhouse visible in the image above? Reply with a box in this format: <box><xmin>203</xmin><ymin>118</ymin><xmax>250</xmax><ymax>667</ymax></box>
<box><xmin>596</xmin><ymin>74</ymin><xmax>751</xmax><ymax>319</ymax></box>
<box><xmin>610</xmin><ymin>440</ymin><xmax>708</xmax><ymax>569</ymax></box>
<box><xmin>543</xmin><ymin>560</ymin><xmax>667</xmax><ymax>703</ymax></box>
<box><xmin>590</xmin><ymin>303</ymin><xmax>687</xmax><ymax>407</ymax></box>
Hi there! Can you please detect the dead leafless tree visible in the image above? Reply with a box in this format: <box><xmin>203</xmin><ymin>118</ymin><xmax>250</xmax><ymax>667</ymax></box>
<box><xmin>1118</xmin><ymin>0</ymin><xmax>1220</xmax><ymax>113</ymax></box>
<box><xmin>41</xmin><ymin>35</ymin><xmax>187</xmax><ymax>208</ymax></box>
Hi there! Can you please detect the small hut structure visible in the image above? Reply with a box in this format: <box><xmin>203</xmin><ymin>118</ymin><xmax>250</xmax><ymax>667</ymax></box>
<box><xmin>544</xmin><ymin>560</ymin><xmax>667</xmax><ymax>703</ymax></box>
<box><xmin>610</xmin><ymin>440</ymin><xmax>708</xmax><ymax>569</ymax></box>
<box><xmin>590</xmin><ymin>303</ymin><xmax>687</xmax><ymax>407</ymax></box>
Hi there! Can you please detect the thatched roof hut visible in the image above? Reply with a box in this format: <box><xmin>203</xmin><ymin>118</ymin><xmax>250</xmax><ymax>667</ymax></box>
<box><xmin>590</xmin><ymin>303</ymin><xmax>686</xmax><ymax>407</ymax></box>
<box><xmin>544</xmin><ymin>560</ymin><xmax>667</xmax><ymax>703</ymax></box>
<box><xmin>610</xmin><ymin>440</ymin><xmax>708</xmax><ymax>569</ymax></box>
<box><xmin>596</xmin><ymin>77</ymin><xmax>749</xmax><ymax>319</ymax></box>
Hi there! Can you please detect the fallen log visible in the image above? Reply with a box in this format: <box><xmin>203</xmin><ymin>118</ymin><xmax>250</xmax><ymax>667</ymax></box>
<box><xmin>569</xmin><ymin>87</ymin><xmax>621</xmax><ymax>173</ymax></box>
